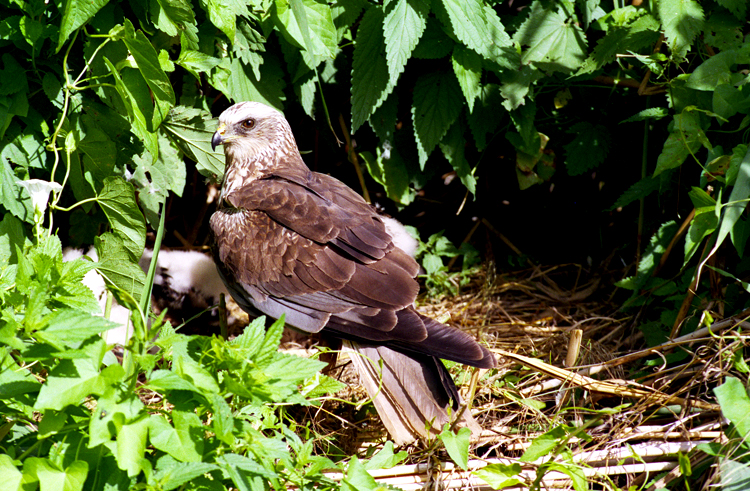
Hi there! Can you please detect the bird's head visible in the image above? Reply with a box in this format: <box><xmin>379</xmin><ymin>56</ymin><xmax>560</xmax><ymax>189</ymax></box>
<box><xmin>211</xmin><ymin>101</ymin><xmax>297</xmax><ymax>166</ymax></box>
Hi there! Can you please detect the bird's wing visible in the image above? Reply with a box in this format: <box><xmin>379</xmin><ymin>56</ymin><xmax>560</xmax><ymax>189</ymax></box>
<box><xmin>211</xmin><ymin>173</ymin><xmax>423</xmax><ymax>338</ymax></box>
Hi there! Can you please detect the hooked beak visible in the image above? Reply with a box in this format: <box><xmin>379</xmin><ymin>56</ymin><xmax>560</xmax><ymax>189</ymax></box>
<box><xmin>211</xmin><ymin>122</ymin><xmax>226</xmax><ymax>151</ymax></box>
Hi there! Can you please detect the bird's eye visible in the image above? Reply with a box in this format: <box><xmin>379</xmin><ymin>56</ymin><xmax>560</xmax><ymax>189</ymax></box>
<box><xmin>241</xmin><ymin>119</ymin><xmax>255</xmax><ymax>129</ymax></box>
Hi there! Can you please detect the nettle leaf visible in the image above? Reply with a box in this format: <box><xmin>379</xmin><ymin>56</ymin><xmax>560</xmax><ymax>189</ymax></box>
<box><xmin>499</xmin><ymin>65</ymin><xmax>540</xmax><ymax>112</ymax></box>
<box><xmin>513</xmin><ymin>1</ymin><xmax>587</xmax><ymax>73</ymax></box>
<box><xmin>658</xmin><ymin>0</ymin><xmax>704</xmax><ymax>59</ymax></box>
<box><xmin>351</xmin><ymin>6</ymin><xmax>393</xmax><ymax>133</ymax></box>
<box><xmin>360</xmin><ymin>146</ymin><xmax>416</xmax><ymax>206</ymax></box>
<box><xmin>274</xmin><ymin>0</ymin><xmax>337</xmax><ymax>64</ymax></box>
<box><xmin>36</xmin><ymin>310</ymin><xmax>119</xmax><ymax>349</ymax></box>
<box><xmin>57</xmin><ymin>0</ymin><xmax>108</xmax><ymax>50</ymax></box>
<box><xmin>411</xmin><ymin>70</ymin><xmax>463</xmax><ymax>169</ymax></box>
<box><xmin>610</xmin><ymin>175</ymin><xmax>662</xmax><ymax>210</ymax></box>
<box><xmin>0</xmin><ymin>155</ymin><xmax>33</xmax><ymax>223</ymax></box>
<box><xmin>451</xmin><ymin>46</ymin><xmax>482</xmax><ymax>111</ymax></box>
<box><xmin>177</xmin><ymin>50</ymin><xmax>221</xmax><ymax>80</ymax></box>
<box><xmin>716</xmin><ymin>0</ymin><xmax>747</xmax><ymax>20</ymax></box>
<box><xmin>201</xmin><ymin>0</ymin><xmax>237</xmax><ymax>41</ymax></box>
<box><xmin>162</xmin><ymin>106</ymin><xmax>224</xmax><ymax>181</ymax></box>
<box><xmin>564</xmin><ymin>122</ymin><xmax>610</xmax><ymax>176</ymax></box>
<box><xmin>383</xmin><ymin>0</ymin><xmax>429</xmax><ymax>83</ymax></box>
<box><xmin>436</xmin><ymin>0</ymin><xmax>513</xmax><ymax>69</ymax></box>
<box><xmin>439</xmin><ymin>119</ymin><xmax>476</xmax><ymax>194</ymax></box>
<box><xmin>132</xmin><ymin>132</ymin><xmax>186</xmax><ymax>227</ymax></box>
<box><xmin>151</xmin><ymin>0</ymin><xmax>196</xmax><ymax>37</ymax></box>
<box><xmin>225</xmin><ymin>56</ymin><xmax>286</xmax><ymax>111</ymax></box>
<box><xmin>468</xmin><ymin>83</ymin><xmax>504</xmax><ymax>150</ymax></box>
<box><xmin>578</xmin><ymin>14</ymin><xmax>660</xmax><ymax>74</ymax></box>
<box><xmin>412</xmin><ymin>16</ymin><xmax>454</xmax><ymax>59</ymax></box>
<box><xmin>654</xmin><ymin>112</ymin><xmax>708</xmax><ymax>176</ymax></box>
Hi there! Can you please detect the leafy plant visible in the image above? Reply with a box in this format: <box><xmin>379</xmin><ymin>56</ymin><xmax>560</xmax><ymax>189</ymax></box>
<box><xmin>414</xmin><ymin>230</ymin><xmax>480</xmax><ymax>297</ymax></box>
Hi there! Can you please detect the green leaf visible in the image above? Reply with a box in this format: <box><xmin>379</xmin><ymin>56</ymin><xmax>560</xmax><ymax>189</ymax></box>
<box><xmin>520</xmin><ymin>425</ymin><xmax>567</xmax><ymax>462</ymax></box>
<box><xmin>342</xmin><ymin>456</ymin><xmax>378</xmax><ymax>491</ymax></box>
<box><xmin>563</xmin><ymin>122</ymin><xmax>610</xmax><ymax>176</ymax></box>
<box><xmin>57</xmin><ymin>0</ymin><xmax>108</xmax><ymax>50</ymax></box>
<box><xmin>621</xmin><ymin>107</ymin><xmax>669</xmax><ymax>124</ymax></box>
<box><xmin>684</xmin><ymin>206</ymin><xmax>718</xmax><ymax>265</ymax></box>
<box><xmin>0</xmin><ymin>454</ymin><xmax>23</xmax><ymax>491</ymax></box>
<box><xmin>437</xmin><ymin>0</ymin><xmax>513</xmax><ymax>69</ymax></box>
<box><xmin>121</xmin><ymin>20</ymin><xmax>175</xmax><ymax>128</ymax></box>
<box><xmin>97</xmin><ymin>176</ymin><xmax>146</xmax><ymax>261</ymax></box>
<box><xmin>451</xmin><ymin>46</ymin><xmax>482</xmax><ymax>111</ymax></box>
<box><xmin>172</xmin><ymin>338</ymin><xmax>221</xmax><ymax>393</ymax></box>
<box><xmin>713</xmin><ymin>85</ymin><xmax>750</xmax><ymax>122</ymax></box>
<box><xmin>0</xmin><ymin>154</ymin><xmax>33</xmax><ymax>223</ymax></box>
<box><xmin>468</xmin><ymin>83</ymin><xmax>504</xmax><ymax>150</ymax></box>
<box><xmin>439</xmin><ymin>119</ymin><xmax>476</xmax><ymax>194</ymax></box>
<box><xmin>34</xmin><ymin>337</ymin><xmax>118</xmax><ymax>410</ymax></box>
<box><xmin>224</xmin><ymin>56</ymin><xmax>286</xmax><ymax>110</ymax></box>
<box><xmin>578</xmin><ymin>14</ymin><xmax>660</xmax><ymax>74</ymax></box>
<box><xmin>439</xmin><ymin>425</ymin><xmax>471</xmax><ymax>470</ymax></box>
<box><xmin>686</xmin><ymin>50</ymin><xmax>737</xmax><ymax>91</ymax></box>
<box><xmin>0</xmin><ymin>347</ymin><xmax>41</xmax><ymax>399</ymax></box>
<box><xmin>255</xmin><ymin>316</ymin><xmax>284</xmax><ymax>366</ymax></box>
<box><xmin>610</xmin><ymin>175</ymin><xmax>662</xmax><ymax>210</ymax></box>
<box><xmin>24</xmin><ymin>458</ymin><xmax>88</xmax><ymax>491</ymax></box>
<box><xmin>513</xmin><ymin>1</ymin><xmax>587</xmax><ymax>73</ymax></box>
<box><xmin>131</xmin><ymin>133</ymin><xmax>186</xmax><ymax>227</ymax></box>
<box><xmin>715</xmin><ymin>377</ymin><xmax>750</xmax><ymax>441</ymax></box>
<box><xmin>201</xmin><ymin>0</ymin><xmax>237</xmax><ymax>41</ymax></box>
<box><xmin>657</xmin><ymin>0</ymin><xmax>704</xmax><ymax>59</ymax></box>
<box><xmin>35</xmin><ymin>310</ymin><xmax>120</xmax><ymax>349</ymax></box>
<box><xmin>654</xmin><ymin>112</ymin><xmax>707</xmax><ymax>176</ymax></box>
<box><xmin>151</xmin><ymin>456</ymin><xmax>219</xmax><ymax>491</ymax></box>
<box><xmin>274</xmin><ymin>0</ymin><xmax>337</xmax><ymax>63</ymax></box>
<box><xmin>716</xmin><ymin>0</ymin><xmax>747</xmax><ymax>20</ymax></box>
<box><xmin>94</xmin><ymin>233</ymin><xmax>146</xmax><ymax>304</ymax></box>
<box><xmin>176</xmin><ymin>50</ymin><xmax>221</xmax><ymax>80</ymax></box>
<box><xmin>412</xmin><ymin>16</ymin><xmax>454</xmax><ymax>59</ymax></box>
<box><xmin>635</xmin><ymin>221</ymin><xmax>678</xmax><ymax>289</ymax></box>
<box><xmin>474</xmin><ymin>463</ymin><xmax>523</xmax><ymax>489</ymax></box>
<box><xmin>360</xmin><ymin>146</ymin><xmax>416</xmax><ymax>206</ymax></box>
<box><xmin>411</xmin><ymin>70</ymin><xmax>463</xmax><ymax>169</ymax></box>
<box><xmin>384</xmin><ymin>0</ymin><xmax>429</xmax><ymax>82</ymax></box>
<box><xmin>351</xmin><ymin>6</ymin><xmax>393</xmax><ymax>133</ymax></box>
<box><xmin>161</xmin><ymin>106</ymin><xmax>225</xmax><ymax>180</ymax></box>
<box><xmin>116</xmin><ymin>416</ymin><xmax>149</xmax><ymax>477</ymax></box>
<box><xmin>103</xmin><ymin>57</ymin><xmax>159</xmax><ymax>158</ymax></box>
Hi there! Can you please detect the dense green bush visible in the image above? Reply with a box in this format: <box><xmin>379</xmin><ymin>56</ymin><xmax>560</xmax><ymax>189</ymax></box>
<box><xmin>1</xmin><ymin>0</ymin><xmax>750</xmax><ymax>488</ymax></box>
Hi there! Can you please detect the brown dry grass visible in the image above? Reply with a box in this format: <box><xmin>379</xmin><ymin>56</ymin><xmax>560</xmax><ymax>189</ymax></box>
<box><xmin>290</xmin><ymin>262</ymin><xmax>750</xmax><ymax>490</ymax></box>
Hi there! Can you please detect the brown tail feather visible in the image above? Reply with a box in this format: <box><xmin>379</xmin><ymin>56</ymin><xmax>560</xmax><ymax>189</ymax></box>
<box><xmin>343</xmin><ymin>341</ymin><xmax>483</xmax><ymax>445</ymax></box>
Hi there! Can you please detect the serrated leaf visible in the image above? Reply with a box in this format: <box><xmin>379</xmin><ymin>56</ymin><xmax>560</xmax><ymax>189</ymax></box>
<box><xmin>412</xmin><ymin>70</ymin><xmax>463</xmax><ymax>168</ymax></box>
<box><xmin>577</xmin><ymin>14</ymin><xmax>659</xmax><ymax>74</ymax></box>
<box><xmin>564</xmin><ymin>122</ymin><xmax>610</xmax><ymax>176</ymax></box>
<box><xmin>451</xmin><ymin>46</ymin><xmax>481</xmax><ymax>111</ymax></box>
<box><xmin>654</xmin><ymin>112</ymin><xmax>707</xmax><ymax>176</ymax></box>
<box><xmin>610</xmin><ymin>175</ymin><xmax>661</xmax><ymax>210</ymax></box>
<box><xmin>412</xmin><ymin>16</ymin><xmax>454</xmax><ymax>59</ymax></box>
<box><xmin>161</xmin><ymin>106</ymin><xmax>225</xmax><ymax>180</ymax></box>
<box><xmin>97</xmin><ymin>176</ymin><xmax>146</xmax><ymax>261</ymax></box>
<box><xmin>36</xmin><ymin>310</ymin><xmax>120</xmax><ymax>349</ymax></box>
<box><xmin>658</xmin><ymin>0</ymin><xmax>704</xmax><ymax>59</ymax></box>
<box><xmin>57</xmin><ymin>0</ymin><xmax>108</xmax><ymax>50</ymax></box>
<box><xmin>468</xmin><ymin>83</ymin><xmax>504</xmax><ymax>150</ymax></box>
<box><xmin>176</xmin><ymin>50</ymin><xmax>220</xmax><ymax>80</ymax></box>
<box><xmin>716</xmin><ymin>0</ymin><xmax>746</xmax><ymax>20</ymax></box>
<box><xmin>224</xmin><ymin>56</ymin><xmax>286</xmax><ymax>111</ymax></box>
<box><xmin>255</xmin><ymin>316</ymin><xmax>284</xmax><ymax>366</ymax></box>
<box><xmin>384</xmin><ymin>0</ymin><xmax>429</xmax><ymax>83</ymax></box>
<box><xmin>439</xmin><ymin>119</ymin><xmax>476</xmax><ymax>194</ymax></box>
<box><xmin>274</xmin><ymin>0</ymin><xmax>337</xmax><ymax>65</ymax></box>
<box><xmin>437</xmin><ymin>0</ymin><xmax>513</xmax><ymax>69</ymax></box>
<box><xmin>151</xmin><ymin>456</ymin><xmax>219</xmax><ymax>490</ymax></box>
<box><xmin>94</xmin><ymin>233</ymin><xmax>146</xmax><ymax>304</ymax></box>
<box><xmin>513</xmin><ymin>1</ymin><xmax>587</xmax><ymax>73</ymax></box>
<box><xmin>202</xmin><ymin>0</ymin><xmax>237</xmax><ymax>41</ymax></box>
<box><xmin>351</xmin><ymin>6</ymin><xmax>393</xmax><ymax>133</ymax></box>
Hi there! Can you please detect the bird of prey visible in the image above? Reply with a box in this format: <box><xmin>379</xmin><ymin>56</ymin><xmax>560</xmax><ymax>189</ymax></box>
<box><xmin>209</xmin><ymin>101</ymin><xmax>496</xmax><ymax>444</ymax></box>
